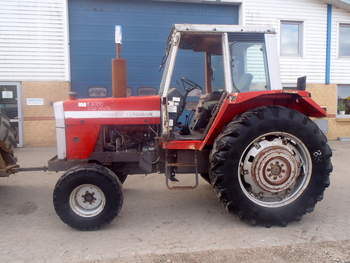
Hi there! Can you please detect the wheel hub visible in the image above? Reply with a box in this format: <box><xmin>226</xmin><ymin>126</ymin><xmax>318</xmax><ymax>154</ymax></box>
<box><xmin>69</xmin><ymin>184</ymin><xmax>106</xmax><ymax>218</ymax></box>
<box><xmin>252</xmin><ymin>146</ymin><xmax>300</xmax><ymax>193</ymax></box>
<box><xmin>82</xmin><ymin>191</ymin><xmax>96</xmax><ymax>205</ymax></box>
<box><xmin>239</xmin><ymin>133</ymin><xmax>312</xmax><ymax>208</ymax></box>
<box><xmin>241</xmin><ymin>135</ymin><xmax>307</xmax><ymax>197</ymax></box>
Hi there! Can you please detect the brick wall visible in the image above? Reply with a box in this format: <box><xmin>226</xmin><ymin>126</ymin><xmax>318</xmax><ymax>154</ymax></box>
<box><xmin>306</xmin><ymin>84</ymin><xmax>350</xmax><ymax>140</ymax></box>
<box><xmin>21</xmin><ymin>81</ymin><xmax>70</xmax><ymax>146</ymax></box>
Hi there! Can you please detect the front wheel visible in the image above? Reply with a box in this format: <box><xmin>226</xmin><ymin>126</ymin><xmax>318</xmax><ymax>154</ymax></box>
<box><xmin>210</xmin><ymin>106</ymin><xmax>332</xmax><ymax>226</ymax></box>
<box><xmin>53</xmin><ymin>164</ymin><xmax>123</xmax><ymax>231</ymax></box>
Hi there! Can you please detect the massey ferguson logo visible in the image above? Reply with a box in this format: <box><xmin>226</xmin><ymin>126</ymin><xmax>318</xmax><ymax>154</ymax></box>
<box><xmin>77</xmin><ymin>101</ymin><xmax>108</xmax><ymax>110</ymax></box>
<box><xmin>78</xmin><ymin>102</ymin><xmax>87</xmax><ymax>107</ymax></box>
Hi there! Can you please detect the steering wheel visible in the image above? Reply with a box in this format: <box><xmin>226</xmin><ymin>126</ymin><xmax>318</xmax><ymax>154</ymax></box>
<box><xmin>180</xmin><ymin>77</ymin><xmax>203</xmax><ymax>93</ymax></box>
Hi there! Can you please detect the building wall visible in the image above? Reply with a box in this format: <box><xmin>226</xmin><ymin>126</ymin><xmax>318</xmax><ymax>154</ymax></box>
<box><xmin>0</xmin><ymin>0</ymin><xmax>349</xmax><ymax>146</ymax></box>
<box><xmin>21</xmin><ymin>81</ymin><xmax>70</xmax><ymax>146</ymax></box>
<box><xmin>330</xmin><ymin>6</ymin><xmax>350</xmax><ymax>84</ymax></box>
<box><xmin>306</xmin><ymin>84</ymin><xmax>350</xmax><ymax>140</ymax></box>
<box><xmin>243</xmin><ymin>0</ymin><xmax>328</xmax><ymax>84</ymax></box>
<box><xmin>0</xmin><ymin>0</ymin><xmax>69</xmax><ymax>146</ymax></box>
<box><xmin>242</xmin><ymin>0</ymin><xmax>350</xmax><ymax>139</ymax></box>
<box><xmin>0</xmin><ymin>0</ymin><xmax>69</xmax><ymax>81</ymax></box>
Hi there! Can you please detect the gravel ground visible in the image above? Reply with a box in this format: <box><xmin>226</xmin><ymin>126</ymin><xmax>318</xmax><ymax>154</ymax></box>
<box><xmin>0</xmin><ymin>141</ymin><xmax>349</xmax><ymax>263</ymax></box>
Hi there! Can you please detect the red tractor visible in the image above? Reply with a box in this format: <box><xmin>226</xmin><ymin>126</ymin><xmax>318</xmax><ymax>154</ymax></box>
<box><xmin>21</xmin><ymin>24</ymin><xmax>332</xmax><ymax>230</ymax></box>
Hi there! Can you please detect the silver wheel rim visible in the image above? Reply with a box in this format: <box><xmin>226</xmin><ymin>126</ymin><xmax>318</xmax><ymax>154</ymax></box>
<box><xmin>238</xmin><ymin>132</ymin><xmax>312</xmax><ymax>208</ymax></box>
<box><xmin>69</xmin><ymin>184</ymin><xmax>106</xmax><ymax>218</ymax></box>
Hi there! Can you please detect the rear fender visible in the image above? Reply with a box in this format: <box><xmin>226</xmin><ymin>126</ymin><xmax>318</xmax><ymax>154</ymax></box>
<box><xmin>200</xmin><ymin>90</ymin><xmax>326</xmax><ymax>150</ymax></box>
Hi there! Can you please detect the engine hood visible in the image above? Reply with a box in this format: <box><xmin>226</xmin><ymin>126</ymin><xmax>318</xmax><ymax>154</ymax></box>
<box><xmin>62</xmin><ymin>95</ymin><xmax>161</xmax><ymax>125</ymax></box>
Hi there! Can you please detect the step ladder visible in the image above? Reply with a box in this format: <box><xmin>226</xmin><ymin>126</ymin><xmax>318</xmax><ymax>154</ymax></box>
<box><xmin>165</xmin><ymin>150</ymin><xmax>199</xmax><ymax>190</ymax></box>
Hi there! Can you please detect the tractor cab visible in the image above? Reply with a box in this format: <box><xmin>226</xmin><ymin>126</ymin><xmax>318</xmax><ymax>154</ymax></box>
<box><xmin>159</xmin><ymin>24</ymin><xmax>281</xmax><ymax>140</ymax></box>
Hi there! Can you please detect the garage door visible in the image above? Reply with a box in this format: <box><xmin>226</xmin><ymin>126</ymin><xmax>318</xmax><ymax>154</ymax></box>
<box><xmin>69</xmin><ymin>0</ymin><xmax>239</xmax><ymax>97</ymax></box>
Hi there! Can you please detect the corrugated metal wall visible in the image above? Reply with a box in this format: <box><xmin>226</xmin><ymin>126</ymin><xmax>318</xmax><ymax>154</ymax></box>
<box><xmin>0</xmin><ymin>0</ymin><xmax>68</xmax><ymax>81</ymax></box>
<box><xmin>68</xmin><ymin>0</ymin><xmax>238</xmax><ymax>97</ymax></box>
<box><xmin>331</xmin><ymin>6</ymin><xmax>350</xmax><ymax>84</ymax></box>
<box><xmin>244</xmin><ymin>0</ymin><xmax>328</xmax><ymax>84</ymax></box>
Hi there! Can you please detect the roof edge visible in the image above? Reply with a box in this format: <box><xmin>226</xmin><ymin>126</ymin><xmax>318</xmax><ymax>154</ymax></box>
<box><xmin>322</xmin><ymin>0</ymin><xmax>350</xmax><ymax>11</ymax></box>
<box><xmin>172</xmin><ymin>24</ymin><xmax>276</xmax><ymax>34</ymax></box>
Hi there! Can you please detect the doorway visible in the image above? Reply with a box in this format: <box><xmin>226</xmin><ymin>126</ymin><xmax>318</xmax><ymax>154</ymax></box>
<box><xmin>0</xmin><ymin>82</ymin><xmax>23</xmax><ymax>147</ymax></box>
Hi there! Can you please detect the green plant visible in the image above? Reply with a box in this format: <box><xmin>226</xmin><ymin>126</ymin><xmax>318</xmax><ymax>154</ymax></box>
<box><xmin>338</xmin><ymin>103</ymin><xmax>346</xmax><ymax>112</ymax></box>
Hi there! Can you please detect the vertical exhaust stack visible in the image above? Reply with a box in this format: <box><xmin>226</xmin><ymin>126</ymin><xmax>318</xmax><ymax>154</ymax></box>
<box><xmin>112</xmin><ymin>25</ymin><xmax>127</xmax><ymax>97</ymax></box>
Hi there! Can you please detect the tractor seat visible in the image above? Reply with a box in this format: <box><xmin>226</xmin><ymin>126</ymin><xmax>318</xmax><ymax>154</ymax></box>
<box><xmin>190</xmin><ymin>91</ymin><xmax>222</xmax><ymax>131</ymax></box>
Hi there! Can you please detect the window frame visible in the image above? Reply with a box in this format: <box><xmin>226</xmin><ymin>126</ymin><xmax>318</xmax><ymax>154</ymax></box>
<box><xmin>338</xmin><ymin>23</ymin><xmax>350</xmax><ymax>58</ymax></box>
<box><xmin>336</xmin><ymin>85</ymin><xmax>350</xmax><ymax>118</ymax></box>
<box><xmin>280</xmin><ymin>21</ymin><xmax>304</xmax><ymax>57</ymax></box>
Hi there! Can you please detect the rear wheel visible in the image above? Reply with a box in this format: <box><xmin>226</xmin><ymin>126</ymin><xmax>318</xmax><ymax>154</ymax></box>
<box><xmin>210</xmin><ymin>106</ymin><xmax>332</xmax><ymax>226</ymax></box>
<box><xmin>0</xmin><ymin>112</ymin><xmax>16</xmax><ymax>172</ymax></box>
<box><xmin>53</xmin><ymin>164</ymin><xmax>123</xmax><ymax>230</ymax></box>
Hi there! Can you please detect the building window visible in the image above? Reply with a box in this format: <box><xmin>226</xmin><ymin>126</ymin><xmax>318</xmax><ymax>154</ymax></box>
<box><xmin>339</xmin><ymin>24</ymin><xmax>350</xmax><ymax>57</ymax></box>
<box><xmin>280</xmin><ymin>21</ymin><xmax>303</xmax><ymax>56</ymax></box>
<box><xmin>337</xmin><ymin>85</ymin><xmax>350</xmax><ymax>116</ymax></box>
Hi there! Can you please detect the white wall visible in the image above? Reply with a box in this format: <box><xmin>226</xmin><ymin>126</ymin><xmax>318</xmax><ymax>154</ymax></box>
<box><xmin>0</xmin><ymin>0</ymin><xmax>69</xmax><ymax>81</ymax></box>
<box><xmin>242</xmin><ymin>0</ymin><xmax>328</xmax><ymax>84</ymax></box>
<box><xmin>330</xmin><ymin>6</ymin><xmax>350</xmax><ymax>84</ymax></box>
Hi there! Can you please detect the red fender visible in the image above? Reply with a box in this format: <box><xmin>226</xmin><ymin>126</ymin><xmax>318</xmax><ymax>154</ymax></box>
<box><xmin>198</xmin><ymin>90</ymin><xmax>326</xmax><ymax>150</ymax></box>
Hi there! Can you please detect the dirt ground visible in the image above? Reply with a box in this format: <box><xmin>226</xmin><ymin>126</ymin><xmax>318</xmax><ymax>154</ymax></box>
<box><xmin>0</xmin><ymin>141</ymin><xmax>349</xmax><ymax>263</ymax></box>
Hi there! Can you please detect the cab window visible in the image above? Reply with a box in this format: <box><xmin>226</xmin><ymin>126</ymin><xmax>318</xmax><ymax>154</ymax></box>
<box><xmin>229</xmin><ymin>37</ymin><xmax>270</xmax><ymax>92</ymax></box>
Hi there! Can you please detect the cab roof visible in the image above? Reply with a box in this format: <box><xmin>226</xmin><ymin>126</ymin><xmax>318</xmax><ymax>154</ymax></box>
<box><xmin>171</xmin><ymin>24</ymin><xmax>276</xmax><ymax>34</ymax></box>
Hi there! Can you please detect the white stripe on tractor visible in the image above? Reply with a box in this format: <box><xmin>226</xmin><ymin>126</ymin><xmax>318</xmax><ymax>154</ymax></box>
<box><xmin>64</xmin><ymin>110</ymin><xmax>161</xmax><ymax>119</ymax></box>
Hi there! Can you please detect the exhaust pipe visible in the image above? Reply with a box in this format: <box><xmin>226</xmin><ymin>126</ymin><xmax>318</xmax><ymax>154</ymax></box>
<box><xmin>112</xmin><ymin>25</ymin><xmax>127</xmax><ymax>97</ymax></box>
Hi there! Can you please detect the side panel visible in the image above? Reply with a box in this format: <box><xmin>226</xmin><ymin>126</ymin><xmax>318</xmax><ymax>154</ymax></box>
<box><xmin>64</xmin><ymin>96</ymin><xmax>161</xmax><ymax>160</ymax></box>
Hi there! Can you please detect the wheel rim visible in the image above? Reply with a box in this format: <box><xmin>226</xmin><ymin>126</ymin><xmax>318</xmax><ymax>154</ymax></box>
<box><xmin>238</xmin><ymin>132</ymin><xmax>312</xmax><ymax>208</ymax></box>
<box><xmin>69</xmin><ymin>184</ymin><xmax>106</xmax><ymax>218</ymax></box>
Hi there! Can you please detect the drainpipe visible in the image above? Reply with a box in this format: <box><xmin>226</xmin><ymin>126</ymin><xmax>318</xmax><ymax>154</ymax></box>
<box><xmin>325</xmin><ymin>4</ymin><xmax>332</xmax><ymax>85</ymax></box>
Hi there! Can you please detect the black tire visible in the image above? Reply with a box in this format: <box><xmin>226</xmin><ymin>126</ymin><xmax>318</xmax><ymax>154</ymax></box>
<box><xmin>0</xmin><ymin>112</ymin><xmax>16</xmax><ymax>169</ymax></box>
<box><xmin>53</xmin><ymin>164</ymin><xmax>123</xmax><ymax>231</ymax></box>
<box><xmin>210</xmin><ymin>106</ymin><xmax>332</xmax><ymax>226</ymax></box>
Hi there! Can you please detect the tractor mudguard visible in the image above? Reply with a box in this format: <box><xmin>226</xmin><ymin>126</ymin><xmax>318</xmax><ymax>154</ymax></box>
<box><xmin>199</xmin><ymin>89</ymin><xmax>326</xmax><ymax>150</ymax></box>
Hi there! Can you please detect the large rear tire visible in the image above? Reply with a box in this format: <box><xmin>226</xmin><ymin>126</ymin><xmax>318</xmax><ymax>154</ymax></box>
<box><xmin>210</xmin><ymin>106</ymin><xmax>332</xmax><ymax>226</ymax></box>
<box><xmin>53</xmin><ymin>164</ymin><xmax>123</xmax><ymax>231</ymax></box>
<box><xmin>0</xmin><ymin>112</ymin><xmax>16</xmax><ymax>171</ymax></box>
